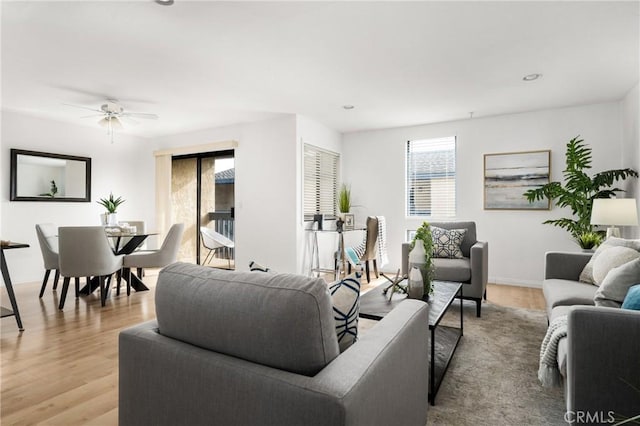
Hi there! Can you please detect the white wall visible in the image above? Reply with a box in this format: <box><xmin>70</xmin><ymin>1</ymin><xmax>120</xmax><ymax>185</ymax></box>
<box><xmin>295</xmin><ymin>115</ymin><xmax>342</xmax><ymax>275</ymax></box>
<box><xmin>342</xmin><ymin>102</ymin><xmax>625</xmax><ymax>287</ymax></box>
<box><xmin>1</xmin><ymin>111</ymin><xmax>156</xmax><ymax>284</ymax></box>
<box><xmin>622</xmin><ymin>83</ymin><xmax>640</xmax><ymax>238</ymax></box>
<box><xmin>153</xmin><ymin>115</ymin><xmax>300</xmax><ymax>273</ymax></box>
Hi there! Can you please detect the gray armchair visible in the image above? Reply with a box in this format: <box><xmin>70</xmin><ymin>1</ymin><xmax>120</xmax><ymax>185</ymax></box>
<box><xmin>119</xmin><ymin>263</ymin><xmax>430</xmax><ymax>426</ymax></box>
<box><xmin>403</xmin><ymin>221</ymin><xmax>488</xmax><ymax>317</ymax></box>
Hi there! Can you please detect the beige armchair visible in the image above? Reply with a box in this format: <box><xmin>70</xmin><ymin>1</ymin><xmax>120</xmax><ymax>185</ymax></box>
<box><xmin>35</xmin><ymin>223</ymin><xmax>60</xmax><ymax>298</ymax></box>
<box><xmin>402</xmin><ymin>221</ymin><xmax>488</xmax><ymax>317</ymax></box>
<box><xmin>58</xmin><ymin>226</ymin><xmax>124</xmax><ymax>309</ymax></box>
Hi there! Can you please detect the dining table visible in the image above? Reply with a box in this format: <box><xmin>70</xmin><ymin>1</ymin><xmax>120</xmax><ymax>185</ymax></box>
<box><xmin>79</xmin><ymin>228</ymin><xmax>157</xmax><ymax>295</ymax></box>
<box><xmin>1</xmin><ymin>242</ymin><xmax>29</xmax><ymax>330</ymax></box>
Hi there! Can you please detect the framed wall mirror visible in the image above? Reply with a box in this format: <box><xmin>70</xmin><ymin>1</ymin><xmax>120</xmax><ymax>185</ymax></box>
<box><xmin>10</xmin><ymin>149</ymin><xmax>92</xmax><ymax>202</ymax></box>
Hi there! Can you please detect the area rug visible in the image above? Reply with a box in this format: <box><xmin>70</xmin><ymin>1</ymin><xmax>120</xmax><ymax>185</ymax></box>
<box><xmin>360</xmin><ymin>301</ymin><xmax>566</xmax><ymax>426</ymax></box>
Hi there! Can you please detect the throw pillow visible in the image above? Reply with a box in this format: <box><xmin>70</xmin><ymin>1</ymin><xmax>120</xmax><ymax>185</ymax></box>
<box><xmin>249</xmin><ymin>261</ymin><xmax>361</xmax><ymax>351</ymax></box>
<box><xmin>431</xmin><ymin>227</ymin><xmax>466</xmax><ymax>259</ymax></box>
<box><xmin>579</xmin><ymin>237</ymin><xmax>640</xmax><ymax>284</ymax></box>
<box><xmin>329</xmin><ymin>272</ymin><xmax>361</xmax><ymax>352</ymax></box>
<box><xmin>594</xmin><ymin>259</ymin><xmax>640</xmax><ymax>308</ymax></box>
<box><xmin>592</xmin><ymin>246</ymin><xmax>640</xmax><ymax>285</ymax></box>
<box><xmin>621</xmin><ymin>284</ymin><xmax>640</xmax><ymax>310</ymax></box>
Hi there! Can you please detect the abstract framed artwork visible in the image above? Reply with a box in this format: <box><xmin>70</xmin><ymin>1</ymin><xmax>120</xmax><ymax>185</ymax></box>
<box><xmin>484</xmin><ymin>150</ymin><xmax>551</xmax><ymax>210</ymax></box>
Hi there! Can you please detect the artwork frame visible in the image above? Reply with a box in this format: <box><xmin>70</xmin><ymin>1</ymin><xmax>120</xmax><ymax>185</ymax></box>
<box><xmin>344</xmin><ymin>213</ymin><xmax>355</xmax><ymax>230</ymax></box>
<box><xmin>484</xmin><ymin>150</ymin><xmax>551</xmax><ymax>210</ymax></box>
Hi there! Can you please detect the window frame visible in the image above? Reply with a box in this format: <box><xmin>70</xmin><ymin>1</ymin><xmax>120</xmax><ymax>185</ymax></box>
<box><xmin>303</xmin><ymin>143</ymin><xmax>339</xmax><ymax>221</ymax></box>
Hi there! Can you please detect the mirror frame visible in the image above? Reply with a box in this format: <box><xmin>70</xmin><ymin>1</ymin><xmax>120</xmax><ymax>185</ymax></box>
<box><xmin>10</xmin><ymin>149</ymin><xmax>92</xmax><ymax>202</ymax></box>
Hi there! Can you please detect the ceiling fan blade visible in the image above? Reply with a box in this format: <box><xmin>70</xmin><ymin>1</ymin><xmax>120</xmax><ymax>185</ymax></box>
<box><xmin>62</xmin><ymin>103</ymin><xmax>102</xmax><ymax>113</ymax></box>
<box><xmin>120</xmin><ymin>116</ymin><xmax>140</xmax><ymax>126</ymax></box>
<box><xmin>123</xmin><ymin>112</ymin><xmax>159</xmax><ymax>120</ymax></box>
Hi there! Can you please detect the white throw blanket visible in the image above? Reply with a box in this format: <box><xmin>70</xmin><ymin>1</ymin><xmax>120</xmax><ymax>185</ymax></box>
<box><xmin>350</xmin><ymin>216</ymin><xmax>389</xmax><ymax>267</ymax></box>
<box><xmin>538</xmin><ymin>314</ymin><xmax>568</xmax><ymax>387</ymax></box>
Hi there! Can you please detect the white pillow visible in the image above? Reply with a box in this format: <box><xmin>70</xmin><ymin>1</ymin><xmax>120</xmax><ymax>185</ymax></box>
<box><xmin>594</xmin><ymin>258</ymin><xmax>640</xmax><ymax>308</ymax></box>
<box><xmin>579</xmin><ymin>237</ymin><xmax>640</xmax><ymax>284</ymax></box>
<box><xmin>592</xmin><ymin>246</ymin><xmax>640</xmax><ymax>285</ymax></box>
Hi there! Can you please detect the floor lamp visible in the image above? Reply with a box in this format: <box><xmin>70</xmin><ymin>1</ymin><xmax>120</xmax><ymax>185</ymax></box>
<box><xmin>590</xmin><ymin>198</ymin><xmax>638</xmax><ymax>238</ymax></box>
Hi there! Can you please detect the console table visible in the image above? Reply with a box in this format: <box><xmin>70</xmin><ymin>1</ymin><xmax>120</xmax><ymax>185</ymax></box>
<box><xmin>1</xmin><ymin>242</ymin><xmax>29</xmax><ymax>331</ymax></box>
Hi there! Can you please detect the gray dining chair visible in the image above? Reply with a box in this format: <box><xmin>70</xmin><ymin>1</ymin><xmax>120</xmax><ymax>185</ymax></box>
<box><xmin>119</xmin><ymin>223</ymin><xmax>184</xmax><ymax>295</ymax></box>
<box><xmin>58</xmin><ymin>226</ymin><xmax>124</xmax><ymax>309</ymax></box>
<box><xmin>35</xmin><ymin>223</ymin><xmax>60</xmax><ymax>298</ymax></box>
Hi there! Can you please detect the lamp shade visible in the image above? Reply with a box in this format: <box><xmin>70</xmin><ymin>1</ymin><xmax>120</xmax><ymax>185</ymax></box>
<box><xmin>591</xmin><ymin>198</ymin><xmax>638</xmax><ymax>226</ymax></box>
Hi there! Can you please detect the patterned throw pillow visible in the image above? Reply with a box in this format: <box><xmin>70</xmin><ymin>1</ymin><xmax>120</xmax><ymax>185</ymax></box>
<box><xmin>431</xmin><ymin>227</ymin><xmax>466</xmax><ymax>259</ymax></box>
<box><xmin>329</xmin><ymin>272</ymin><xmax>361</xmax><ymax>352</ymax></box>
<box><xmin>249</xmin><ymin>262</ymin><xmax>361</xmax><ymax>351</ymax></box>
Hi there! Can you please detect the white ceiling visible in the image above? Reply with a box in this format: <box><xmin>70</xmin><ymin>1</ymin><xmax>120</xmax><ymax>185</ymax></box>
<box><xmin>2</xmin><ymin>1</ymin><xmax>639</xmax><ymax>139</ymax></box>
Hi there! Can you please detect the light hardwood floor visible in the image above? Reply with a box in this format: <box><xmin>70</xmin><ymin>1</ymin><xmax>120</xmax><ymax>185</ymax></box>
<box><xmin>1</xmin><ymin>271</ymin><xmax>544</xmax><ymax>425</ymax></box>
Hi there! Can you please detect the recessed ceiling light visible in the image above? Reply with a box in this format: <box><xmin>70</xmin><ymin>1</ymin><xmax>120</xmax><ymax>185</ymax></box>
<box><xmin>522</xmin><ymin>73</ymin><xmax>542</xmax><ymax>82</ymax></box>
<box><xmin>155</xmin><ymin>0</ymin><xmax>174</xmax><ymax>5</ymax></box>
<box><xmin>343</xmin><ymin>105</ymin><xmax>355</xmax><ymax>110</ymax></box>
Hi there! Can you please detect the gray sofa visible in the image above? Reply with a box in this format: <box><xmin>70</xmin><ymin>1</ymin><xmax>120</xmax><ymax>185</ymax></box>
<box><xmin>543</xmin><ymin>252</ymin><xmax>640</xmax><ymax>423</ymax></box>
<box><xmin>119</xmin><ymin>263</ymin><xmax>430</xmax><ymax>426</ymax></box>
<box><xmin>402</xmin><ymin>221</ymin><xmax>488</xmax><ymax>317</ymax></box>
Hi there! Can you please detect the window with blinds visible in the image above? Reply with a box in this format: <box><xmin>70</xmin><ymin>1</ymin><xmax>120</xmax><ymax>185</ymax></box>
<box><xmin>406</xmin><ymin>137</ymin><xmax>456</xmax><ymax>217</ymax></box>
<box><xmin>304</xmin><ymin>144</ymin><xmax>339</xmax><ymax>220</ymax></box>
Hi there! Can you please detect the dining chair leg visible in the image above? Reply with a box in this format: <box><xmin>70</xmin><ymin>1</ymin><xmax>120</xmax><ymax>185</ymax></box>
<box><xmin>365</xmin><ymin>261</ymin><xmax>371</xmax><ymax>283</ymax></box>
<box><xmin>58</xmin><ymin>277</ymin><xmax>71</xmax><ymax>310</ymax></box>
<box><xmin>75</xmin><ymin>277</ymin><xmax>80</xmax><ymax>297</ymax></box>
<box><xmin>53</xmin><ymin>270</ymin><xmax>60</xmax><ymax>289</ymax></box>
<box><xmin>99</xmin><ymin>276</ymin><xmax>107</xmax><ymax>307</ymax></box>
<box><xmin>373</xmin><ymin>259</ymin><xmax>379</xmax><ymax>279</ymax></box>
<box><xmin>116</xmin><ymin>270</ymin><xmax>122</xmax><ymax>296</ymax></box>
<box><xmin>39</xmin><ymin>269</ymin><xmax>52</xmax><ymax>298</ymax></box>
<box><xmin>123</xmin><ymin>268</ymin><xmax>132</xmax><ymax>296</ymax></box>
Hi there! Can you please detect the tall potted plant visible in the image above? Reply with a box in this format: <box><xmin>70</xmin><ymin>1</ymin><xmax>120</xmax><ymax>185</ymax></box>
<box><xmin>524</xmin><ymin>136</ymin><xmax>638</xmax><ymax>248</ymax></box>
<box><xmin>410</xmin><ymin>222</ymin><xmax>435</xmax><ymax>295</ymax></box>
<box><xmin>98</xmin><ymin>192</ymin><xmax>125</xmax><ymax>226</ymax></box>
<box><xmin>338</xmin><ymin>183</ymin><xmax>351</xmax><ymax>217</ymax></box>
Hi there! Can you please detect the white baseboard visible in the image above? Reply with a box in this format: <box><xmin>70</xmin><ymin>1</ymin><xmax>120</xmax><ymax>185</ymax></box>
<box><xmin>489</xmin><ymin>277</ymin><xmax>542</xmax><ymax>288</ymax></box>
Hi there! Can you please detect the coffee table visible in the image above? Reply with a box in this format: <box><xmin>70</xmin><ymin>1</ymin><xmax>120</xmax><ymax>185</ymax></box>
<box><xmin>359</xmin><ymin>280</ymin><xmax>463</xmax><ymax>405</ymax></box>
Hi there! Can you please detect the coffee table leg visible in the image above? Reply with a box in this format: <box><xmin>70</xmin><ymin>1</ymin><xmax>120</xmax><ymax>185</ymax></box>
<box><xmin>430</xmin><ymin>327</ymin><xmax>435</xmax><ymax>405</ymax></box>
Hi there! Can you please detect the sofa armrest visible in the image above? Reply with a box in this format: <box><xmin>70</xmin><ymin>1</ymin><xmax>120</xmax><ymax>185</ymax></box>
<box><xmin>120</xmin><ymin>300</ymin><xmax>429</xmax><ymax>426</ymax></box>
<box><xmin>544</xmin><ymin>252</ymin><xmax>592</xmax><ymax>281</ymax></box>
<box><xmin>566</xmin><ymin>306</ymin><xmax>640</xmax><ymax>420</ymax></box>
<box><xmin>470</xmin><ymin>241</ymin><xmax>488</xmax><ymax>294</ymax></box>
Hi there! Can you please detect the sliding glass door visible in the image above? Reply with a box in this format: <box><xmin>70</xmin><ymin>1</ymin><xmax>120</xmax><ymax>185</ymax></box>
<box><xmin>171</xmin><ymin>150</ymin><xmax>235</xmax><ymax>268</ymax></box>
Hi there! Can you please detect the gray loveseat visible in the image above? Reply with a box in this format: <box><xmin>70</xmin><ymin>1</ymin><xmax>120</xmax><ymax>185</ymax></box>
<box><xmin>402</xmin><ymin>221</ymin><xmax>488</xmax><ymax>317</ymax></box>
<box><xmin>119</xmin><ymin>263</ymin><xmax>430</xmax><ymax>426</ymax></box>
<box><xmin>543</xmin><ymin>252</ymin><xmax>640</xmax><ymax>423</ymax></box>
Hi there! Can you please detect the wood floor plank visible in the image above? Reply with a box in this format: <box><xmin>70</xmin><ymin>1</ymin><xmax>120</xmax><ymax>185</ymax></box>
<box><xmin>1</xmin><ymin>269</ymin><xmax>543</xmax><ymax>425</ymax></box>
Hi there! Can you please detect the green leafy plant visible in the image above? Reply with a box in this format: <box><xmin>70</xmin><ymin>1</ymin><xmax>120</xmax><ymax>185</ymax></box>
<box><xmin>338</xmin><ymin>184</ymin><xmax>351</xmax><ymax>213</ymax></box>
<box><xmin>39</xmin><ymin>180</ymin><xmax>58</xmax><ymax>197</ymax></box>
<box><xmin>410</xmin><ymin>221</ymin><xmax>435</xmax><ymax>295</ymax></box>
<box><xmin>97</xmin><ymin>192</ymin><xmax>125</xmax><ymax>214</ymax></box>
<box><xmin>524</xmin><ymin>136</ymin><xmax>638</xmax><ymax>245</ymax></box>
<box><xmin>576</xmin><ymin>231</ymin><xmax>603</xmax><ymax>250</ymax></box>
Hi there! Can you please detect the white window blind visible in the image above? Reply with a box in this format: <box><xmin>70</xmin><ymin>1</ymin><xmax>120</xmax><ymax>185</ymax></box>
<box><xmin>406</xmin><ymin>137</ymin><xmax>456</xmax><ymax>217</ymax></box>
<box><xmin>304</xmin><ymin>144</ymin><xmax>339</xmax><ymax>220</ymax></box>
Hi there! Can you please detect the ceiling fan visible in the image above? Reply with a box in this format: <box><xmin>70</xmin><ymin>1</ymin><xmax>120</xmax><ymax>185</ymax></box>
<box><xmin>64</xmin><ymin>99</ymin><xmax>159</xmax><ymax>143</ymax></box>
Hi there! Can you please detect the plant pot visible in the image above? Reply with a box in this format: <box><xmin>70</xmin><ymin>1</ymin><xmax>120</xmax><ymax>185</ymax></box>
<box><xmin>107</xmin><ymin>213</ymin><xmax>118</xmax><ymax>226</ymax></box>
<box><xmin>100</xmin><ymin>213</ymin><xmax>108</xmax><ymax>226</ymax></box>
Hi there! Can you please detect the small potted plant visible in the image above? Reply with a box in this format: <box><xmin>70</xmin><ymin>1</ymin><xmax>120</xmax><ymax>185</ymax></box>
<box><xmin>576</xmin><ymin>231</ymin><xmax>603</xmax><ymax>252</ymax></box>
<box><xmin>338</xmin><ymin>184</ymin><xmax>351</xmax><ymax>217</ymax></box>
<box><xmin>97</xmin><ymin>192</ymin><xmax>125</xmax><ymax>226</ymax></box>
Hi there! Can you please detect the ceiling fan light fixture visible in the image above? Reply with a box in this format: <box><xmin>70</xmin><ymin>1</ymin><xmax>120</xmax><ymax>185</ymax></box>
<box><xmin>97</xmin><ymin>116</ymin><xmax>123</xmax><ymax>129</ymax></box>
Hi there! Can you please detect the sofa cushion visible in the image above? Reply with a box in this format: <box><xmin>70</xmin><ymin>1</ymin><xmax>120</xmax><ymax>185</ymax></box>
<box><xmin>579</xmin><ymin>237</ymin><xmax>640</xmax><ymax>284</ymax></box>
<box><xmin>432</xmin><ymin>257</ymin><xmax>471</xmax><ymax>282</ymax></box>
<box><xmin>155</xmin><ymin>262</ymin><xmax>340</xmax><ymax>376</ymax></box>
<box><xmin>329</xmin><ymin>273</ymin><xmax>361</xmax><ymax>352</ymax></box>
<box><xmin>622</xmin><ymin>284</ymin><xmax>640</xmax><ymax>310</ymax></box>
<box><xmin>543</xmin><ymin>279</ymin><xmax>596</xmax><ymax>317</ymax></box>
<box><xmin>594</xmin><ymin>258</ymin><xmax>640</xmax><ymax>308</ymax></box>
<box><xmin>431</xmin><ymin>226</ymin><xmax>466</xmax><ymax>259</ymax></box>
<box><xmin>592</xmin><ymin>246</ymin><xmax>640</xmax><ymax>285</ymax></box>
